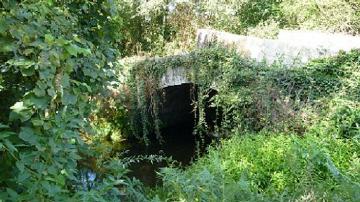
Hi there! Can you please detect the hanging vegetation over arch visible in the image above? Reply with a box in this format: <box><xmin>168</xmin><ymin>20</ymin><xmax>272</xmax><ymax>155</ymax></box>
<box><xmin>126</xmin><ymin>47</ymin><xmax>360</xmax><ymax>145</ymax></box>
<box><xmin>1</xmin><ymin>0</ymin><xmax>360</xmax><ymax>201</ymax></box>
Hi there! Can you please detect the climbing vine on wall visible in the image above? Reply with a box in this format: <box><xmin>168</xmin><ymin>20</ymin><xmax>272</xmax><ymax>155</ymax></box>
<box><xmin>128</xmin><ymin>47</ymin><xmax>360</xmax><ymax>145</ymax></box>
<box><xmin>128</xmin><ymin>47</ymin><xmax>254</xmax><ymax>144</ymax></box>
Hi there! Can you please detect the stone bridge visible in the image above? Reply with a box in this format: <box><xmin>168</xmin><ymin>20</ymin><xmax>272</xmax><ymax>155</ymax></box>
<box><xmin>160</xmin><ymin>29</ymin><xmax>360</xmax><ymax>88</ymax></box>
<box><xmin>142</xmin><ymin>29</ymin><xmax>360</xmax><ymax>129</ymax></box>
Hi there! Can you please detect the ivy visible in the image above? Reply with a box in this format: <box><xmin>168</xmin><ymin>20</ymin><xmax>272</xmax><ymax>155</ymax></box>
<box><xmin>128</xmin><ymin>47</ymin><xmax>245</xmax><ymax>143</ymax></box>
<box><xmin>128</xmin><ymin>47</ymin><xmax>360</xmax><ymax>143</ymax></box>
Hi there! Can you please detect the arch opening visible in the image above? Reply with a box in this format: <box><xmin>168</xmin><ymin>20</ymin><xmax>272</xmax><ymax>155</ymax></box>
<box><xmin>126</xmin><ymin>83</ymin><xmax>221</xmax><ymax>186</ymax></box>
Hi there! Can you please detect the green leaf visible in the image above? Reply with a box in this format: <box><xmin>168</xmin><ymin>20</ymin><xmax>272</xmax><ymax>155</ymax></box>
<box><xmin>17</xmin><ymin>170</ymin><xmax>31</xmax><ymax>183</ymax></box>
<box><xmin>65</xmin><ymin>44</ymin><xmax>80</xmax><ymax>56</ymax></box>
<box><xmin>61</xmin><ymin>74</ymin><xmax>70</xmax><ymax>89</ymax></box>
<box><xmin>55</xmin><ymin>37</ymin><xmax>70</xmax><ymax>46</ymax></box>
<box><xmin>34</xmin><ymin>81</ymin><xmax>47</xmax><ymax>97</ymax></box>
<box><xmin>24</xmin><ymin>93</ymin><xmax>49</xmax><ymax>109</ymax></box>
<box><xmin>4</xmin><ymin>139</ymin><xmax>17</xmax><ymax>154</ymax></box>
<box><xmin>23</xmin><ymin>48</ymin><xmax>34</xmax><ymax>56</ymax></box>
<box><xmin>0</xmin><ymin>37</ymin><xmax>15</xmax><ymax>53</ymax></box>
<box><xmin>47</xmin><ymin>87</ymin><xmax>56</xmax><ymax>97</ymax></box>
<box><xmin>21</xmin><ymin>66</ymin><xmax>36</xmax><ymax>76</ymax></box>
<box><xmin>62</xmin><ymin>91</ymin><xmax>77</xmax><ymax>105</ymax></box>
<box><xmin>79</xmin><ymin>48</ymin><xmax>92</xmax><ymax>56</ymax></box>
<box><xmin>83</xmin><ymin>68</ymin><xmax>98</xmax><ymax>79</ymax></box>
<box><xmin>32</xmin><ymin>119</ymin><xmax>44</xmax><ymax>126</ymax></box>
<box><xmin>9</xmin><ymin>102</ymin><xmax>33</xmax><ymax>122</ymax></box>
<box><xmin>6</xmin><ymin>188</ymin><xmax>18</xmax><ymax>199</ymax></box>
<box><xmin>65</xmin><ymin>44</ymin><xmax>91</xmax><ymax>56</ymax></box>
<box><xmin>44</xmin><ymin>34</ymin><xmax>55</xmax><ymax>44</ymax></box>
<box><xmin>0</xmin><ymin>131</ymin><xmax>16</xmax><ymax>140</ymax></box>
<box><xmin>34</xmin><ymin>87</ymin><xmax>46</xmax><ymax>97</ymax></box>
<box><xmin>71</xmin><ymin>80</ymin><xmax>92</xmax><ymax>92</ymax></box>
<box><xmin>0</xmin><ymin>18</ymin><xmax>7</xmax><ymax>33</ymax></box>
<box><xmin>19</xmin><ymin>127</ymin><xmax>39</xmax><ymax>146</ymax></box>
<box><xmin>39</xmin><ymin>68</ymin><xmax>55</xmax><ymax>80</ymax></box>
<box><xmin>6</xmin><ymin>58</ymin><xmax>35</xmax><ymax>68</ymax></box>
<box><xmin>10</xmin><ymin>102</ymin><xmax>27</xmax><ymax>113</ymax></box>
<box><xmin>73</xmin><ymin>34</ymin><xmax>82</xmax><ymax>43</ymax></box>
<box><xmin>0</xmin><ymin>123</ymin><xmax>9</xmax><ymax>129</ymax></box>
<box><xmin>15</xmin><ymin>161</ymin><xmax>25</xmax><ymax>173</ymax></box>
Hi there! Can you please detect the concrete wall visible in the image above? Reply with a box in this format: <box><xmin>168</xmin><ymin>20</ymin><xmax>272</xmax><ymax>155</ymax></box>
<box><xmin>159</xmin><ymin>29</ymin><xmax>360</xmax><ymax>88</ymax></box>
<box><xmin>197</xmin><ymin>29</ymin><xmax>360</xmax><ymax>66</ymax></box>
<box><xmin>159</xmin><ymin>66</ymin><xmax>189</xmax><ymax>88</ymax></box>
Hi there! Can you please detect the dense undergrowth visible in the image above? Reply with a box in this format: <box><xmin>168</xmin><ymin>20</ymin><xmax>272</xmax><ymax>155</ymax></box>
<box><xmin>126</xmin><ymin>48</ymin><xmax>360</xmax><ymax>201</ymax></box>
<box><xmin>155</xmin><ymin>131</ymin><xmax>359</xmax><ymax>201</ymax></box>
<box><xmin>0</xmin><ymin>1</ymin><xmax>145</xmax><ymax>201</ymax></box>
<box><xmin>129</xmin><ymin>48</ymin><xmax>360</xmax><ymax>140</ymax></box>
<box><xmin>1</xmin><ymin>0</ymin><xmax>360</xmax><ymax>201</ymax></box>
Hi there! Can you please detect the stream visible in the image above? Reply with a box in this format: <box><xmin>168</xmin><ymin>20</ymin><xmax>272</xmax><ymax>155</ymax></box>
<box><xmin>125</xmin><ymin>122</ymin><xmax>205</xmax><ymax>186</ymax></box>
<box><xmin>78</xmin><ymin>122</ymin><xmax>213</xmax><ymax>188</ymax></box>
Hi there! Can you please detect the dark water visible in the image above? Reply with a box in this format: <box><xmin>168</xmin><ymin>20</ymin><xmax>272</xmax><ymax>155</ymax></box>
<box><xmin>79</xmin><ymin>83</ymin><xmax>217</xmax><ymax>187</ymax></box>
<box><xmin>125</xmin><ymin>122</ymin><xmax>210</xmax><ymax>187</ymax></box>
<box><xmin>77</xmin><ymin>123</ymin><xmax>212</xmax><ymax>188</ymax></box>
<box><xmin>124</xmin><ymin>84</ymin><xmax>217</xmax><ymax>187</ymax></box>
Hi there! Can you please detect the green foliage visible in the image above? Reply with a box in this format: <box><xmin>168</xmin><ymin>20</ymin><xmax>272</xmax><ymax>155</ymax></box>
<box><xmin>1</xmin><ymin>0</ymin><xmax>360</xmax><ymax>201</ymax></box>
<box><xmin>331</xmin><ymin>103</ymin><xmax>360</xmax><ymax>139</ymax></box>
<box><xmin>154</xmin><ymin>131</ymin><xmax>360</xmax><ymax>201</ymax></box>
<box><xmin>128</xmin><ymin>47</ymin><xmax>241</xmax><ymax>143</ymax></box>
<box><xmin>129</xmin><ymin>48</ymin><xmax>360</xmax><ymax>142</ymax></box>
<box><xmin>0</xmin><ymin>0</ymin><xmax>143</xmax><ymax>200</ymax></box>
<box><xmin>127</xmin><ymin>47</ymin><xmax>360</xmax><ymax>200</ymax></box>
<box><xmin>133</xmin><ymin>0</ymin><xmax>360</xmax><ymax>54</ymax></box>
<box><xmin>196</xmin><ymin>0</ymin><xmax>283</xmax><ymax>34</ymax></box>
<box><xmin>281</xmin><ymin>0</ymin><xmax>360</xmax><ymax>34</ymax></box>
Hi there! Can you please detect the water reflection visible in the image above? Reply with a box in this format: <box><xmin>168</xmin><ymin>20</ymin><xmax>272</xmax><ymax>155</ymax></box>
<box><xmin>78</xmin><ymin>169</ymin><xmax>97</xmax><ymax>191</ymax></box>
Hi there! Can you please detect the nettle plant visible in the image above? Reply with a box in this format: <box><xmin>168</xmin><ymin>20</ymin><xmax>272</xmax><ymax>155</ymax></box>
<box><xmin>0</xmin><ymin>1</ymin><xmax>134</xmax><ymax>200</ymax></box>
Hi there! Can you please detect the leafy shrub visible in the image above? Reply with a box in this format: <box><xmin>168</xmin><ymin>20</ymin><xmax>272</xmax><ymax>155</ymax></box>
<box><xmin>281</xmin><ymin>0</ymin><xmax>360</xmax><ymax>34</ymax></box>
<box><xmin>154</xmin><ymin>130</ymin><xmax>360</xmax><ymax>201</ymax></box>
<box><xmin>247</xmin><ymin>19</ymin><xmax>281</xmax><ymax>39</ymax></box>
<box><xmin>127</xmin><ymin>47</ymin><xmax>360</xmax><ymax>201</ymax></box>
<box><xmin>332</xmin><ymin>105</ymin><xmax>360</xmax><ymax>139</ymax></box>
<box><xmin>129</xmin><ymin>48</ymin><xmax>360</xmax><ymax>140</ymax></box>
<box><xmin>0</xmin><ymin>1</ymin><xmax>144</xmax><ymax>200</ymax></box>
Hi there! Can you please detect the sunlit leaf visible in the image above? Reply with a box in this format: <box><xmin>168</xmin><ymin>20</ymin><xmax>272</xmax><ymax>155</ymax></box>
<box><xmin>65</xmin><ymin>44</ymin><xmax>91</xmax><ymax>57</ymax></box>
<box><xmin>23</xmin><ymin>48</ymin><xmax>34</xmax><ymax>56</ymax></box>
<box><xmin>9</xmin><ymin>106</ymin><xmax>33</xmax><ymax>122</ymax></box>
<box><xmin>6</xmin><ymin>58</ymin><xmax>35</xmax><ymax>68</ymax></box>
<box><xmin>65</xmin><ymin>44</ymin><xmax>80</xmax><ymax>56</ymax></box>
<box><xmin>44</xmin><ymin>34</ymin><xmax>54</xmax><ymax>44</ymax></box>
<box><xmin>10</xmin><ymin>102</ymin><xmax>27</xmax><ymax>113</ymax></box>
